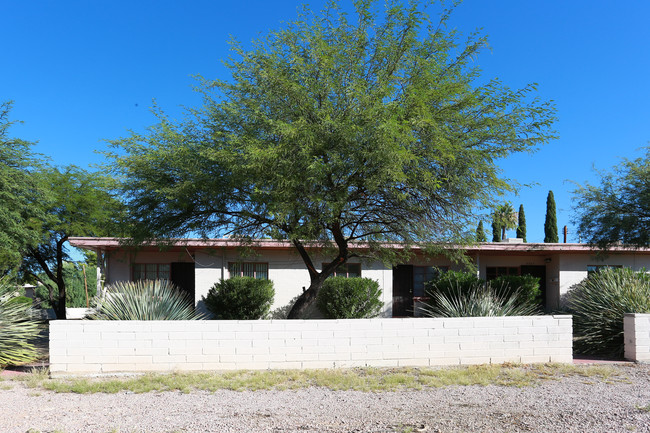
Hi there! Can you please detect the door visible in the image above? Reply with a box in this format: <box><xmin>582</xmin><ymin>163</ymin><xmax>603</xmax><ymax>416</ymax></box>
<box><xmin>520</xmin><ymin>265</ymin><xmax>546</xmax><ymax>309</ymax></box>
<box><xmin>392</xmin><ymin>265</ymin><xmax>414</xmax><ymax>317</ymax></box>
<box><xmin>171</xmin><ymin>262</ymin><xmax>196</xmax><ymax>306</ymax></box>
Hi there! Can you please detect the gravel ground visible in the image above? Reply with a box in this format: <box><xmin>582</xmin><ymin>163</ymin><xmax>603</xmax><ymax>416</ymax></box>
<box><xmin>1</xmin><ymin>364</ymin><xmax>649</xmax><ymax>433</ymax></box>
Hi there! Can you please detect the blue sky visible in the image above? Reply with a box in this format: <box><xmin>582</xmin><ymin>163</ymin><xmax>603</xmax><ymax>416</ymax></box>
<box><xmin>3</xmin><ymin>0</ymin><xmax>649</xmax><ymax>243</ymax></box>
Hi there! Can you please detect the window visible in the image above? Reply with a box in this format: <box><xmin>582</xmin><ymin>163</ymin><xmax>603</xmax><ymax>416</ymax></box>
<box><xmin>413</xmin><ymin>266</ymin><xmax>448</xmax><ymax>297</ymax></box>
<box><xmin>323</xmin><ymin>262</ymin><xmax>361</xmax><ymax>278</ymax></box>
<box><xmin>132</xmin><ymin>263</ymin><xmax>170</xmax><ymax>281</ymax></box>
<box><xmin>229</xmin><ymin>262</ymin><xmax>269</xmax><ymax>280</ymax></box>
<box><xmin>587</xmin><ymin>265</ymin><xmax>622</xmax><ymax>276</ymax></box>
<box><xmin>486</xmin><ymin>266</ymin><xmax>519</xmax><ymax>281</ymax></box>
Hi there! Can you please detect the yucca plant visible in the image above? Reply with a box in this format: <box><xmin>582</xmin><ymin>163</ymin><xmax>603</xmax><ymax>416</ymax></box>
<box><xmin>89</xmin><ymin>280</ymin><xmax>205</xmax><ymax>320</ymax></box>
<box><xmin>0</xmin><ymin>281</ymin><xmax>42</xmax><ymax>367</ymax></box>
<box><xmin>419</xmin><ymin>282</ymin><xmax>540</xmax><ymax>318</ymax></box>
<box><xmin>566</xmin><ymin>267</ymin><xmax>650</xmax><ymax>357</ymax></box>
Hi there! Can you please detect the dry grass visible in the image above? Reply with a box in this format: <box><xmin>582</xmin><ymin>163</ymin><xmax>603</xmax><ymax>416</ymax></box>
<box><xmin>7</xmin><ymin>363</ymin><xmax>626</xmax><ymax>394</ymax></box>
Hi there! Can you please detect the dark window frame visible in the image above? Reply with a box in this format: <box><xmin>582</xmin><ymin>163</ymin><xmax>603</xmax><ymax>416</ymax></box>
<box><xmin>228</xmin><ymin>262</ymin><xmax>269</xmax><ymax>280</ymax></box>
<box><xmin>132</xmin><ymin>263</ymin><xmax>171</xmax><ymax>281</ymax></box>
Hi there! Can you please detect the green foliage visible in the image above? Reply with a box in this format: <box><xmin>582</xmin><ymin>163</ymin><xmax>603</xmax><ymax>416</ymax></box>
<box><xmin>0</xmin><ymin>280</ymin><xmax>41</xmax><ymax>367</ymax></box>
<box><xmin>203</xmin><ymin>277</ymin><xmax>274</xmax><ymax>320</ymax></box>
<box><xmin>425</xmin><ymin>270</ymin><xmax>484</xmax><ymax>301</ymax></box>
<box><xmin>475</xmin><ymin>221</ymin><xmax>487</xmax><ymax>242</ymax></box>
<box><xmin>35</xmin><ymin>261</ymin><xmax>97</xmax><ymax>308</ymax></box>
<box><xmin>490</xmin><ymin>274</ymin><xmax>541</xmax><ymax>305</ymax></box>
<box><xmin>422</xmin><ymin>271</ymin><xmax>540</xmax><ymax>317</ymax></box>
<box><xmin>573</xmin><ymin>146</ymin><xmax>650</xmax><ymax>248</ymax></box>
<box><xmin>0</xmin><ymin>102</ymin><xmax>45</xmax><ymax>271</ymax></box>
<box><xmin>566</xmin><ymin>267</ymin><xmax>650</xmax><ymax>357</ymax></box>
<box><xmin>516</xmin><ymin>204</ymin><xmax>526</xmax><ymax>242</ymax></box>
<box><xmin>89</xmin><ymin>280</ymin><xmax>204</xmax><ymax>320</ymax></box>
<box><xmin>107</xmin><ymin>0</ymin><xmax>556</xmax><ymax>318</ymax></box>
<box><xmin>493</xmin><ymin>203</ymin><xmax>517</xmax><ymax>240</ymax></box>
<box><xmin>420</xmin><ymin>283</ymin><xmax>539</xmax><ymax>317</ymax></box>
<box><xmin>316</xmin><ymin>277</ymin><xmax>383</xmax><ymax>319</ymax></box>
<box><xmin>20</xmin><ymin>166</ymin><xmax>123</xmax><ymax>319</ymax></box>
<box><xmin>491</xmin><ymin>221</ymin><xmax>501</xmax><ymax>242</ymax></box>
<box><xmin>544</xmin><ymin>191</ymin><xmax>558</xmax><ymax>243</ymax></box>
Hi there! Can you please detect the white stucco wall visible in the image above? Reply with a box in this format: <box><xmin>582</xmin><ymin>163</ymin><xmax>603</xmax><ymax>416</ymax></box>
<box><xmin>49</xmin><ymin>315</ymin><xmax>573</xmax><ymax>376</ymax></box>
<box><xmin>557</xmin><ymin>253</ymin><xmax>649</xmax><ymax>306</ymax></box>
<box><xmin>106</xmin><ymin>248</ymin><xmax>394</xmax><ymax>317</ymax></box>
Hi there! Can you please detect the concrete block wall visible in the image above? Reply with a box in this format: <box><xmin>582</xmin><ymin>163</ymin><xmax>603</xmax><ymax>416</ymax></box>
<box><xmin>624</xmin><ymin>313</ymin><xmax>650</xmax><ymax>362</ymax></box>
<box><xmin>49</xmin><ymin>315</ymin><xmax>572</xmax><ymax>376</ymax></box>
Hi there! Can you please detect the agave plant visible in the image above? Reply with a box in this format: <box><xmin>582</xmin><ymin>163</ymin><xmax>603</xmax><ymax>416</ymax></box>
<box><xmin>419</xmin><ymin>281</ymin><xmax>539</xmax><ymax>318</ymax></box>
<box><xmin>89</xmin><ymin>280</ymin><xmax>205</xmax><ymax>320</ymax></box>
<box><xmin>0</xmin><ymin>281</ymin><xmax>42</xmax><ymax>367</ymax></box>
<box><xmin>567</xmin><ymin>267</ymin><xmax>650</xmax><ymax>357</ymax></box>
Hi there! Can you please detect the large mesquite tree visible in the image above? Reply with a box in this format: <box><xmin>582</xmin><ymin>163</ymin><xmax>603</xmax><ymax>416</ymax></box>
<box><xmin>107</xmin><ymin>0</ymin><xmax>556</xmax><ymax>318</ymax></box>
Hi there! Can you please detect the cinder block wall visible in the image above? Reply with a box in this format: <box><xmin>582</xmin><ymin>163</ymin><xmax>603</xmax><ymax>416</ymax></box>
<box><xmin>624</xmin><ymin>313</ymin><xmax>650</xmax><ymax>362</ymax></box>
<box><xmin>49</xmin><ymin>316</ymin><xmax>573</xmax><ymax>376</ymax></box>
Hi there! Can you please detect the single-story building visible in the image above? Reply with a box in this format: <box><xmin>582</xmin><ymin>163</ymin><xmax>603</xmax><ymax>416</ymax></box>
<box><xmin>69</xmin><ymin>237</ymin><xmax>650</xmax><ymax>317</ymax></box>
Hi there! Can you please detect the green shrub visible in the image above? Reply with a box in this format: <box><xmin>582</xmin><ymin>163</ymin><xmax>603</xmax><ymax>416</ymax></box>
<box><xmin>0</xmin><ymin>281</ymin><xmax>41</xmax><ymax>367</ymax></box>
<box><xmin>203</xmin><ymin>277</ymin><xmax>274</xmax><ymax>320</ymax></box>
<box><xmin>424</xmin><ymin>270</ymin><xmax>483</xmax><ymax>300</ymax></box>
<box><xmin>566</xmin><ymin>267</ymin><xmax>650</xmax><ymax>357</ymax></box>
<box><xmin>89</xmin><ymin>280</ymin><xmax>204</xmax><ymax>320</ymax></box>
<box><xmin>316</xmin><ymin>277</ymin><xmax>383</xmax><ymax>319</ymax></box>
<box><xmin>490</xmin><ymin>274</ymin><xmax>541</xmax><ymax>305</ymax></box>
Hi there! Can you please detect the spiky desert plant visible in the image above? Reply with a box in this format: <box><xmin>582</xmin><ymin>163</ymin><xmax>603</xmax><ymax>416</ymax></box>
<box><xmin>0</xmin><ymin>281</ymin><xmax>41</xmax><ymax>367</ymax></box>
<box><xmin>420</xmin><ymin>281</ymin><xmax>539</xmax><ymax>318</ymax></box>
<box><xmin>89</xmin><ymin>280</ymin><xmax>204</xmax><ymax>320</ymax></box>
<box><xmin>567</xmin><ymin>267</ymin><xmax>650</xmax><ymax>357</ymax></box>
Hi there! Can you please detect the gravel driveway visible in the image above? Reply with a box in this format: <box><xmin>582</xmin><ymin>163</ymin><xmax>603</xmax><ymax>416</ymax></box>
<box><xmin>1</xmin><ymin>364</ymin><xmax>649</xmax><ymax>433</ymax></box>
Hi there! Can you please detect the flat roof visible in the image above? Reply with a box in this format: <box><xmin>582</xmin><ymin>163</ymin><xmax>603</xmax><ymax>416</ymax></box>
<box><xmin>68</xmin><ymin>237</ymin><xmax>650</xmax><ymax>255</ymax></box>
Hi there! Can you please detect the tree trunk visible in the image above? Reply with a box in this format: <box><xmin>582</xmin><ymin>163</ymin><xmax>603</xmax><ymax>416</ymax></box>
<box><xmin>286</xmin><ymin>275</ymin><xmax>326</xmax><ymax>319</ymax></box>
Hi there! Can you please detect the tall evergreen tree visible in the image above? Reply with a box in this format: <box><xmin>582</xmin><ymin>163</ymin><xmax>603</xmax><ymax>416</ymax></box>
<box><xmin>544</xmin><ymin>191</ymin><xmax>558</xmax><ymax>243</ymax></box>
<box><xmin>516</xmin><ymin>204</ymin><xmax>527</xmax><ymax>242</ymax></box>
<box><xmin>491</xmin><ymin>220</ymin><xmax>501</xmax><ymax>242</ymax></box>
<box><xmin>476</xmin><ymin>221</ymin><xmax>487</xmax><ymax>242</ymax></box>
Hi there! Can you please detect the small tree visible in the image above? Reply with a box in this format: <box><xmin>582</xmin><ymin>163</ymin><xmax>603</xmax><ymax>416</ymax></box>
<box><xmin>476</xmin><ymin>221</ymin><xmax>487</xmax><ymax>242</ymax></box>
<box><xmin>493</xmin><ymin>203</ymin><xmax>517</xmax><ymax>240</ymax></box>
<box><xmin>573</xmin><ymin>147</ymin><xmax>650</xmax><ymax>248</ymax></box>
<box><xmin>516</xmin><ymin>204</ymin><xmax>527</xmax><ymax>242</ymax></box>
<box><xmin>544</xmin><ymin>191</ymin><xmax>558</xmax><ymax>243</ymax></box>
<box><xmin>20</xmin><ymin>167</ymin><xmax>122</xmax><ymax>319</ymax></box>
<box><xmin>0</xmin><ymin>102</ymin><xmax>45</xmax><ymax>272</ymax></box>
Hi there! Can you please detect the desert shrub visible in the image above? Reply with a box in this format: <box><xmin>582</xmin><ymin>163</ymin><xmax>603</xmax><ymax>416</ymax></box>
<box><xmin>203</xmin><ymin>277</ymin><xmax>274</xmax><ymax>320</ymax></box>
<box><xmin>566</xmin><ymin>267</ymin><xmax>650</xmax><ymax>357</ymax></box>
<box><xmin>0</xmin><ymin>281</ymin><xmax>41</xmax><ymax>367</ymax></box>
<box><xmin>490</xmin><ymin>274</ymin><xmax>541</xmax><ymax>305</ymax></box>
<box><xmin>317</xmin><ymin>277</ymin><xmax>383</xmax><ymax>319</ymax></box>
<box><xmin>89</xmin><ymin>280</ymin><xmax>204</xmax><ymax>320</ymax></box>
<box><xmin>424</xmin><ymin>270</ymin><xmax>483</xmax><ymax>300</ymax></box>
<box><xmin>420</xmin><ymin>283</ymin><xmax>539</xmax><ymax>317</ymax></box>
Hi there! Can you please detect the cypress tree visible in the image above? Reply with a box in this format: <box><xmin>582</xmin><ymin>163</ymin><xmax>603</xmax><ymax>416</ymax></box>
<box><xmin>491</xmin><ymin>220</ymin><xmax>501</xmax><ymax>242</ymax></box>
<box><xmin>544</xmin><ymin>191</ymin><xmax>558</xmax><ymax>243</ymax></box>
<box><xmin>476</xmin><ymin>221</ymin><xmax>487</xmax><ymax>242</ymax></box>
<box><xmin>516</xmin><ymin>204</ymin><xmax>527</xmax><ymax>242</ymax></box>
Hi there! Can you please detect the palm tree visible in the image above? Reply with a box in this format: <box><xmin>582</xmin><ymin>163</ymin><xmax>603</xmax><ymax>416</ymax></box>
<box><xmin>493</xmin><ymin>203</ymin><xmax>518</xmax><ymax>240</ymax></box>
